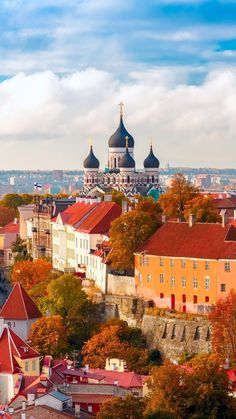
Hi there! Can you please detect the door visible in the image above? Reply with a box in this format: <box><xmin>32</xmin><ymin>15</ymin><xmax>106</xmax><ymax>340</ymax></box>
<box><xmin>171</xmin><ymin>294</ymin><xmax>175</xmax><ymax>310</ymax></box>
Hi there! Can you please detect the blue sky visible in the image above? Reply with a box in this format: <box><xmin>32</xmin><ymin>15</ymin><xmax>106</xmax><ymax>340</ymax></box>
<box><xmin>0</xmin><ymin>0</ymin><xmax>236</xmax><ymax>169</ymax></box>
<box><xmin>1</xmin><ymin>0</ymin><xmax>236</xmax><ymax>77</ymax></box>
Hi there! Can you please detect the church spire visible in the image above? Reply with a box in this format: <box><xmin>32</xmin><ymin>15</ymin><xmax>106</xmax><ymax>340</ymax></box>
<box><xmin>119</xmin><ymin>101</ymin><xmax>124</xmax><ymax>119</ymax></box>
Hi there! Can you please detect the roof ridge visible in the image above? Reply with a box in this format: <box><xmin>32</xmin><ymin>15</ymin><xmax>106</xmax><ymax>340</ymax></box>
<box><xmin>18</xmin><ymin>282</ymin><xmax>28</xmax><ymax>319</ymax></box>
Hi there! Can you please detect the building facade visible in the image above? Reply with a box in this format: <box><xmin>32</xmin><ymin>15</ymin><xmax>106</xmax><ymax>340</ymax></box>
<box><xmin>83</xmin><ymin>105</ymin><xmax>160</xmax><ymax>197</ymax></box>
<box><xmin>135</xmin><ymin>217</ymin><xmax>236</xmax><ymax>314</ymax></box>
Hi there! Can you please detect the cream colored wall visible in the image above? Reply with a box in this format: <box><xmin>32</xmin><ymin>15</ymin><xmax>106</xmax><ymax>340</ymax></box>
<box><xmin>15</xmin><ymin>356</ymin><xmax>40</xmax><ymax>376</ymax></box>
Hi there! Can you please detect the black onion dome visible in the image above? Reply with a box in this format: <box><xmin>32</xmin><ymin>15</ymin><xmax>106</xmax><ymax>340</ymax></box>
<box><xmin>119</xmin><ymin>147</ymin><xmax>135</xmax><ymax>169</ymax></box>
<box><xmin>83</xmin><ymin>146</ymin><xmax>100</xmax><ymax>169</ymax></box>
<box><xmin>109</xmin><ymin>117</ymin><xmax>134</xmax><ymax>148</ymax></box>
<box><xmin>143</xmin><ymin>145</ymin><xmax>160</xmax><ymax>169</ymax></box>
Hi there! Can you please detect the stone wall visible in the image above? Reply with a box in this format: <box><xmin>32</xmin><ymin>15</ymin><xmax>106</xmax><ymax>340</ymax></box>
<box><xmin>103</xmin><ymin>294</ymin><xmax>144</xmax><ymax>327</ymax></box>
<box><xmin>142</xmin><ymin>314</ymin><xmax>212</xmax><ymax>360</ymax></box>
<box><xmin>107</xmin><ymin>274</ymin><xmax>136</xmax><ymax>297</ymax></box>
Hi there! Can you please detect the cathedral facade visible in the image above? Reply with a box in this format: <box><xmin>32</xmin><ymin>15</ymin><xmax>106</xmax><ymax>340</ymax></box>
<box><xmin>83</xmin><ymin>105</ymin><xmax>160</xmax><ymax>197</ymax></box>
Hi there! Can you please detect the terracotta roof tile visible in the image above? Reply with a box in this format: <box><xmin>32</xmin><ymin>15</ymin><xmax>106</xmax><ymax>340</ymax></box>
<box><xmin>77</xmin><ymin>202</ymin><xmax>121</xmax><ymax>234</ymax></box>
<box><xmin>138</xmin><ymin>222</ymin><xmax>236</xmax><ymax>260</ymax></box>
<box><xmin>0</xmin><ymin>283</ymin><xmax>42</xmax><ymax>320</ymax></box>
<box><xmin>0</xmin><ymin>221</ymin><xmax>19</xmax><ymax>234</ymax></box>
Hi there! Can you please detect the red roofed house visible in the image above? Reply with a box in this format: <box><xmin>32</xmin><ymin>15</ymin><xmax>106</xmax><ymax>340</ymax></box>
<box><xmin>0</xmin><ymin>324</ymin><xmax>40</xmax><ymax>404</ymax></box>
<box><xmin>0</xmin><ymin>282</ymin><xmax>42</xmax><ymax>341</ymax></box>
<box><xmin>135</xmin><ymin>216</ymin><xmax>236</xmax><ymax>314</ymax></box>
<box><xmin>0</xmin><ymin>220</ymin><xmax>19</xmax><ymax>278</ymax></box>
<box><xmin>52</xmin><ymin>198</ymin><xmax>121</xmax><ymax>292</ymax></box>
<box><xmin>50</xmin><ymin>357</ymin><xmax>148</xmax><ymax>416</ymax></box>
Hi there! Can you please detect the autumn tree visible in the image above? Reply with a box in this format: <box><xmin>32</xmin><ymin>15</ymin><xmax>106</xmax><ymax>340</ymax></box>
<box><xmin>111</xmin><ymin>189</ymin><xmax>126</xmax><ymax>207</ymax></box>
<box><xmin>146</xmin><ymin>354</ymin><xmax>234</xmax><ymax>419</ymax></box>
<box><xmin>40</xmin><ymin>273</ymin><xmax>100</xmax><ymax>350</ymax></box>
<box><xmin>81</xmin><ymin>324</ymin><xmax>149</xmax><ymax>374</ymax></box>
<box><xmin>0</xmin><ymin>205</ymin><xmax>16</xmax><ymax>226</ymax></box>
<box><xmin>109</xmin><ymin>198</ymin><xmax>161</xmax><ymax>270</ymax></box>
<box><xmin>97</xmin><ymin>394</ymin><xmax>146</xmax><ymax>419</ymax></box>
<box><xmin>11</xmin><ymin>236</ymin><xmax>31</xmax><ymax>261</ymax></box>
<box><xmin>159</xmin><ymin>173</ymin><xmax>198</xmax><ymax>220</ymax></box>
<box><xmin>29</xmin><ymin>315</ymin><xmax>69</xmax><ymax>356</ymax></box>
<box><xmin>209</xmin><ymin>289</ymin><xmax>236</xmax><ymax>361</ymax></box>
<box><xmin>184</xmin><ymin>195</ymin><xmax>221</xmax><ymax>223</ymax></box>
<box><xmin>1</xmin><ymin>193</ymin><xmax>24</xmax><ymax>209</ymax></box>
<box><xmin>11</xmin><ymin>259</ymin><xmax>52</xmax><ymax>291</ymax></box>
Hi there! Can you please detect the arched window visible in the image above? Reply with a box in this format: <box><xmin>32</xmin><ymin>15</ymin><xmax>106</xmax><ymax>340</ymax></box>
<box><xmin>127</xmin><ymin>176</ymin><xmax>130</xmax><ymax>183</ymax></box>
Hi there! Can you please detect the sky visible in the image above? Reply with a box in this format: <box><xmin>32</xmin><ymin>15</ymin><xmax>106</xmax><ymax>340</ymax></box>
<box><xmin>0</xmin><ymin>0</ymin><xmax>236</xmax><ymax>169</ymax></box>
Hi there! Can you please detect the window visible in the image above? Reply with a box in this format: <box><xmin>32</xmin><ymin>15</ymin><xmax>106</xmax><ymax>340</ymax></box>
<box><xmin>147</xmin><ymin>274</ymin><xmax>152</xmax><ymax>283</ymax></box>
<box><xmin>221</xmin><ymin>283</ymin><xmax>226</xmax><ymax>292</ymax></box>
<box><xmin>205</xmin><ymin>261</ymin><xmax>210</xmax><ymax>270</ymax></box>
<box><xmin>140</xmin><ymin>255</ymin><xmax>149</xmax><ymax>266</ymax></box>
<box><xmin>182</xmin><ymin>276</ymin><xmax>186</xmax><ymax>288</ymax></box>
<box><xmin>205</xmin><ymin>296</ymin><xmax>209</xmax><ymax>303</ymax></box>
<box><xmin>205</xmin><ymin>277</ymin><xmax>210</xmax><ymax>290</ymax></box>
<box><xmin>224</xmin><ymin>262</ymin><xmax>231</xmax><ymax>272</ymax></box>
<box><xmin>159</xmin><ymin>273</ymin><xmax>164</xmax><ymax>284</ymax></box>
<box><xmin>171</xmin><ymin>275</ymin><xmax>175</xmax><ymax>288</ymax></box>
<box><xmin>25</xmin><ymin>361</ymin><xmax>29</xmax><ymax>372</ymax></box>
<box><xmin>160</xmin><ymin>293</ymin><xmax>164</xmax><ymax>299</ymax></box>
<box><xmin>193</xmin><ymin>295</ymin><xmax>198</xmax><ymax>304</ymax></box>
<box><xmin>8</xmin><ymin>253</ymin><xmax>12</xmax><ymax>260</ymax></box>
<box><xmin>181</xmin><ymin>259</ymin><xmax>186</xmax><ymax>268</ymax></box>
<box><xmin>170</xmin><ymin>259</ymin><xmax>174</xmax><ymax>267</ymax></box>
<box><xmin>32</xmin><ymin>360</ymin><xmax>36</xmax><ymax>371</ymax></box>
<box><xmin>88</xmin><ymin>406</ymin><xmax>93</xmax><ymax>413</ymax></box>
<box><xmin>182</xmin><ymin>294</ymin><xmax>186</xmax><ymax>303</ymax></box>
<box><xmin>138</xmin><ymin>273</ymin><xmax>142</xmax><ymax>283</ymax></box>
<box><xmin>193</xmin><ymin>277</ymin><xmax>198</xmax><ymax>289</ymax></box>
<box><xmin>193</xmin><ymin>260</ymin><xmax>197</xmax><ymax>269</ymax></box>
<box><xmin>160</xmin><ymin>257</ymin><xmax>164</xmax><ymax>267</ymax></box>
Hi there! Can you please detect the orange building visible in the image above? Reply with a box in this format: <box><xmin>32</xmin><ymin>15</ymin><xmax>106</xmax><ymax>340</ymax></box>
<box><xmin>134</xmin><ymin>216</ymin><xmax>236</xmax><ymax>314</ymax></box>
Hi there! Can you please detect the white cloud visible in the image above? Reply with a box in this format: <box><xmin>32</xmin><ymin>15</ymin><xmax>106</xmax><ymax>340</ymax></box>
<box><xmin>0</xmin><ymin>67</ymin><xmax>236</xmax><ymax>169</ymax></box>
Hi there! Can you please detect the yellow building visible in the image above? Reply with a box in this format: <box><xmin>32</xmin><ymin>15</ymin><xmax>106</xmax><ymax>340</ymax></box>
<box><xmin>135</xmin><ymin>217</ymin><xmax>236</xmax><ymax>314</ymax></box>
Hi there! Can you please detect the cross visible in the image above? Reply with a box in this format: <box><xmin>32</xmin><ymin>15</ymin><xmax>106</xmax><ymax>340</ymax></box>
<box><xmin>119</xmin><ymin>101</ymin><xmax>124</xmax><ymax>118</ymax></box>
<box><xmin>125</xmin><ymin>135</ymin><xmax>129</xmax><ymax>148</ymax></box>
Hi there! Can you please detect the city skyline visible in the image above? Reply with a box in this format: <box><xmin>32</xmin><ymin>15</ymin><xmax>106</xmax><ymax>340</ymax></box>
<box><xmin>0</xmin><ymin>1</ymin><xmax>236</xmax><ymax>169</ymax></box>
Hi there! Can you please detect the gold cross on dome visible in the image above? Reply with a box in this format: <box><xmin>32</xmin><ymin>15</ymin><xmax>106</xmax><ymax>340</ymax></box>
<box><xmin>119</xmin><ymin>101</ymin><xmax>124</xmax><ymax>118</ymax></box>
<box><xmin>125</xmin><ymin>136</ymin><xmax>129</xmax><ymax>148</ymax></box>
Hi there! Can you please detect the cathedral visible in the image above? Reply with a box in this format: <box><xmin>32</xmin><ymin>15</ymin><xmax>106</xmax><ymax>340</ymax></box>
<box><xmin>83</xmin><ymin>104</ymin><xmax>160</xmax><ymax>197</ymax></box>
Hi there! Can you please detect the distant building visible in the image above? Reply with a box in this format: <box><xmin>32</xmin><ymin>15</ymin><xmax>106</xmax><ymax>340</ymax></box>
<box><xmin>83</xmin><ymin>105</ymin><xmax>160</xmax><ymax>198</ymax></box>
<box><xmin>135</xmin><ymin>215</ymin><xmax>236</xmax><ymax>314</ymax></box>
<box><xmin>0</xmin><ymin>282</ymin><xmax>42</xmax><ymax>340</ymax></box>
<box><xmin>52</xmin><ymin>170</ymin><xmax>64</xmax><ymax>182</ymax></box>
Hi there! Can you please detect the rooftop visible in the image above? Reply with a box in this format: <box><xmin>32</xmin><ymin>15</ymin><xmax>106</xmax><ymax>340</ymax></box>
<box><xmin>138</xmin><ymin>221</ymin><xmax>236</xmax><ymax>260</ymax></box>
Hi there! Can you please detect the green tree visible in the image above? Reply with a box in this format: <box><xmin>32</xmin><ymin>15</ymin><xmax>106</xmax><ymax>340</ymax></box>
<box><xmin>97</xmin><ymin>394</ymin><xmax>146</xmax><ymax>419</ymax></box>
<box><xmin>159</xmin><ymin>173</ymin><xmax>198</xmax><ymax>220</ymax></box>
<box><xmin>11</xmin><ymin>236</ymin><xmax>31</xmax><ymax>262</ymax></box>
<box><xmin>1</xmin><ymin>193</ymin><xmax>24</xmax><ymax>209</ymax></box>
<box><xmin>110</xmin><ymin>198</ymin><xmax>161</xmax><ymax>270</ymax></box>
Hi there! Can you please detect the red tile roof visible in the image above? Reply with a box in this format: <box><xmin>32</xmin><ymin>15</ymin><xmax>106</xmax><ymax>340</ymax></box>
<box><xmin>58</xmin><ymin>202</ymin><xmax>98</xmax><ymax>226</ymax></box>
<box><xmin>0</xmin><ymin>283</ymin><xmax>42</xmax><ymax>320</ymax></box>
<box><xmin>0</xmin><ymin>221</ymin><xmax>19</xmax><ymax>234</ymax></box>
<box><xmin>72</xmin><ymin>393</ymin><xmax>113</xmax><ymax>404</ymax></box>
<box><xmin>0</xmin><ymin>326</ymin><xmax>39</xmax><ymax>373</ymax></box>
<box><xmin>88</xmin><ymin>368</ymin><xmax>146</xmax><ymax>388</ymax></box>
<box><xmin>77</xmin><ymin>202</ymin><xmax>121</xmax><ymax>234</ymax></box>
<box><xmin>138</xmin><ymin>221</ymin><xmax>236</xmax><ymax>260</ymax></box>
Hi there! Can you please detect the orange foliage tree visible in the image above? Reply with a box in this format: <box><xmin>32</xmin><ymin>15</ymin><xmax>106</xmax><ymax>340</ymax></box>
<box><xmin>97</xmin><ymin>394</ymin><xmax>146</xmax><ymax>419</ymax></box>
<box><xmin>81</xmin><ymin>325</ymin><xmax>149</xmax><ymax>374</ymax></box>
<box><xmin>184</xmin><ymin>195</ymin><xmax>221</xmax><ymax>223</ymax></box>
<box><xmin>29</xmin><ymin>315</ymin><xmax>69</xmax><ymax>356</ymax></box>
<box><xmin>11</xmin><ymin>259</ymin><xmax>52</xmax><ymax>291</ymax></box>
<box><xmin>146</xmin><ymin>354</ymin><xmax>234</xmax><ymax>419</ymax></box>
<box><xmin>159</xmin><ymin>173</ymin><xmax>198</xmax><ymax>220</ymax></box>
<box><xmin>0</xmin><ymin>205</ymin><xmax>16</xmax><ymax>226</ymax></box>
<box><xmin>209</xmin><ymin>289</ymin><xmax>236</xmax><ymax>361</ymax></box>
<box><xmin>109</xmin><ymin>198</ymin><xmax>161</xmax><ymax>270</ymax></box>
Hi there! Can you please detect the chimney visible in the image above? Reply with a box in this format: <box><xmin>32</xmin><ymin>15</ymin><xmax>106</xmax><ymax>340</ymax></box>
<box><xmin>104</xmin><ymin>194</ymin><xmax>112</xmax><ymax>202</ymax></box>
<box><xmin>189</xmin><ymin>214</ymin><xmax>196</xmax><ymax>227</ymax></box>
<box><xmin>122</xmin><ymin>199</ymin><xmax>128</xmax><ymax>213</ymax></box>
<box><xmin>21</xmin><ymin>414</ymin><xmax>26</xmax><ymax>419</ymax></box>
<box><xmin>22</xmin><ymin>401</ymin><xmax>26</xmax><ymax>410</ymax></box>
<box><xmin>221</xmin><ymin>209</ymin><xmax>228</xmax><ymax>227</ymax></box>
<box><xmin>161</xmin><ymin>215</ymin><xmax>166</xmax><ymax>223</ymax></box>
<box><xmin>85</xmin><ymin>364</ymin><xmax>89</xmax><ymax>373</ymax></box>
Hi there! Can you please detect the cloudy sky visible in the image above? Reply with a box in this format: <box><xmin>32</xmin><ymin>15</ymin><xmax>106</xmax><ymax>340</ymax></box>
<box><xmin>0</xmin><ymin>0</ymin><xmax>236</xmax><ymax>169</ymax></box>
